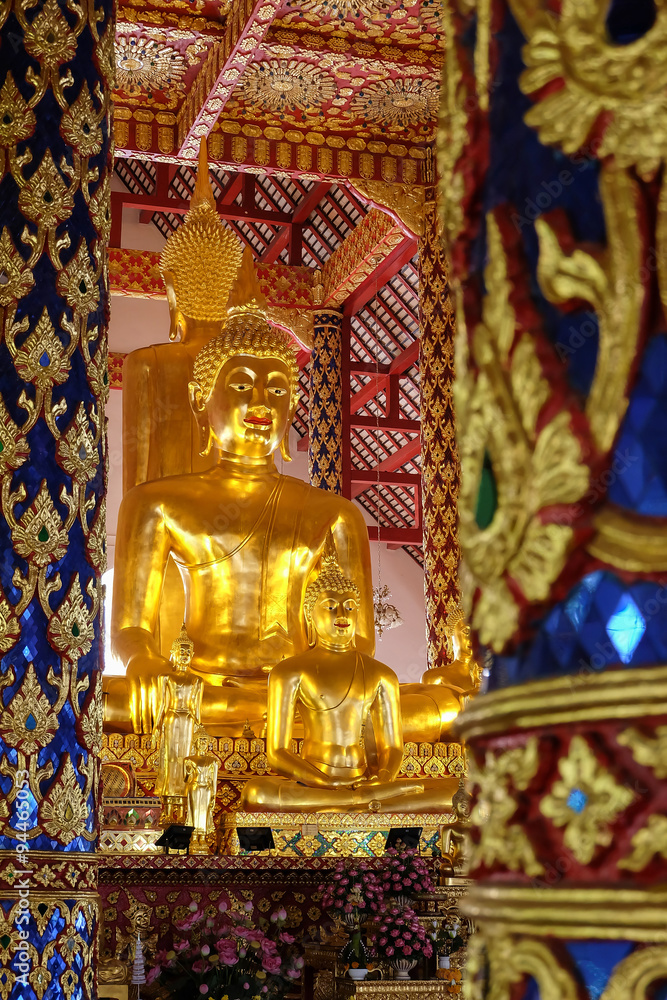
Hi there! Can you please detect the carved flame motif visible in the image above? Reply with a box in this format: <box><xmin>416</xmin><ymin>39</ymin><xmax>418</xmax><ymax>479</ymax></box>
<box><xmin>0</xmin><ymin>665</ymin><xmax>59</xmax><ymax>755</ymax></box>
<box><xmin>10</xmin><ymin>480</ymin><xmax>70</xmax><ymax>567</ymax></box>
<box><xmin>0</xmin><ymin>227</ymin><xmax>34</xmax><ymax>306</ymax></box>
<box><xmin>47</xmin><ymin>573</ymin><xmax>97</xmax><ymax>661</ymax></box>
<box><xmin>0</xmin><ymin>595</ymin><xmax>20</xmax><ymax>655</ymax></box>
<box><xmin>39</xmin><ymin>756</ymin><xmax>90</xmax><ymax>846</ymax></box>
<box><xmin>0</xmin><ymin>394</ymin><xmax>29</xmax><ymax>474</ymax></box>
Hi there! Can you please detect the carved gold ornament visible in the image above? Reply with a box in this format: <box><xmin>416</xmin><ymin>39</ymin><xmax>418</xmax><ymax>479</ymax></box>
<box><xmin>619</xmin><ymin>814</ymin><xmax>667</xmax><ymax>872</ymax></box>
<box><xmin>505</xmin><ymin>0</ymin><xmax>663</xmax><ymax>453</ymax></box>
<box><xmin>350</xmin><ymin>79</ymin><xmax>440</xmax><ymax>127</ymax></box>
<box><xmin>540</xmin><ymin>735</ymin><xmax>634</xmax><ymax>864</ymax></box>
<box><xmin>509</xmin><ymin>0</ymin><xmax>667</xmax><ymax>180</ymax></box>
<box><xmin>241</xmin><ymin>60</ymin><xmax>336</xmax><ymax>113</ymax></box>
<box><xmin>535</xmin><ymin>169</ymin><xmax>644</xmax><ymax>454</ymax></box>
<box><xmin>39</xmin><ymin>756</ymin><xmax>94</xmax><ymax>846</ymax></box>
<box><xmin>469</xmin><ymin>737</ymin><xmax>543</xmax><ymax>876</ymax></box>
<box><xmin>115</xmin><ymin>35</ymin><xmax>187</xmax><ymax>95</ymax></box>
<box><xmin>0</xmin><ymin>73</ymin><xmax>36</xmax><ymax>147</ymax></box>
<box><xmin>455</xmin><ymin>213</ymin><xmax>589</xmax><ymax>650</ymax></box>
<box><xmin>0</xmin><ymin>665</ymin><xmax>60</xmax><ymax>755</ymax></box>
<box><xmin>465</xmin><ymin>933</ymin><xmax>579</xmax><ymax>1000</ymax></box>
<box><xmin>618</xmin><ymin>723</ymin><xmax>667</xmax><ymax>778</ymax></box>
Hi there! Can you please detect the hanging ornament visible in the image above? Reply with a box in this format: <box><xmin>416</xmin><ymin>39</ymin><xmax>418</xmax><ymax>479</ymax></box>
<box><xmin>374</xmin><ymin>583</ymin><xmax>403</xmax><ymax>638</ymax></box>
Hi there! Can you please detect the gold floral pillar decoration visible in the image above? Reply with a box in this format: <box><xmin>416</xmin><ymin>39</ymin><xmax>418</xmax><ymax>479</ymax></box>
<box><xmin>308</xmin><ymin>310</ymin><xmax>344</xmax><ymax>495</ymax></box>
<box><xmin>419</xmin><ymin>193</ymin><xmax>461</xmax><ymax>673</ymax></box>
<box><xmin>0</xmin><ymin>0</ymin><xmax>113</xmax><ymax>994</ymax></box>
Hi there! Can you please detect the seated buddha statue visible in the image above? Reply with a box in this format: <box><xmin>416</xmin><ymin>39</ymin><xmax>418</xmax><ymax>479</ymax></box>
<box><xmin>121</xmin><ymin>138</ymin><xmax>243</xmax><ymax>656</ymax></box>
<box><xmin>421</xmin><ymin>604</ymin><xmax>481</xmax><ymax>698</ymax></box>
<box><xmin>241</xmin><ymin>537</ymin><xmax>460</xmax><ymax>813</ymax></box>
<box><xmin>106</xmin><ymin>249</ymin><xmax>375</xmax><ymax>736</ymax></box>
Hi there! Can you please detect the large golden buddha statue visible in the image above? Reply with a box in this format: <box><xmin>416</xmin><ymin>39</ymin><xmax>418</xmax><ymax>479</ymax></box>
<box><xmin>121</xmin><ymin>139</ymin><xmax>243</xmax><ymax>655</ymax></box>
<box><xmin>106</xmin><ymin>249</ymin><xmax>375</xmax><ymax>735</ymax></box>
<box><xmin>241</xmin><ymin>537</ymin><xmax>459</xmax><ymax>813</ymax></box>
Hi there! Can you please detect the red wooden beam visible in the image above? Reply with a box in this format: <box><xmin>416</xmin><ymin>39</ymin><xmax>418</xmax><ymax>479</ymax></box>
<box><xmin>350</xmin><ymin>338</ymin><xmax>420</xmax><ymax>414</ymax></box>
<box><xmin>111</xmin><ymin>189</ymin><xmax>293</xmax><ymax>227</ymax></box>
<box><xmin>343</xmin><ymin>238</ymin><xmax>418</xmax><ymax>317</ymax></box>
<box><xmin>351</xmin><ymin>437</ymin><xmax>420</xmax><ymax>497</ymax></box>
<box><xmin>367</xmin><ymin>526</ymin><xmax>422</xmax><ymax>544</ymax></box>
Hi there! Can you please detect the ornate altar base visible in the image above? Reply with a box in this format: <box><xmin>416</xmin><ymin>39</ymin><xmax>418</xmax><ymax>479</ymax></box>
<box><xmin>223</xmin><ymin>810</ymin><xmax>455</xmax><ymax>857</ymax></box>
<box><xmin>100</xmin><ymin>732</ymin><xmax>466</xmax><ymax>856</ymax></box>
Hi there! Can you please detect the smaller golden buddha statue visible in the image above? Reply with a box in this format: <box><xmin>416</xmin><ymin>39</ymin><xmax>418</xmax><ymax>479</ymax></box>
<box><xmin>153</xmin><ymin>625</ymin><xmax>203</xmax><ymax>822</ymax></box>
<box><xmin>421</xmin><ymin>604</ymin><xmax>481</xmax><ymax>698</ymax></box>
<box><xmin>241</xmin><ymin>537</ymin><xmax>459</xmax><ymax>813</ymax></box>
<box><xmin>184</xmin><ymin>750</ymin><xmax>219</xmax><ymax>854</ymax></box>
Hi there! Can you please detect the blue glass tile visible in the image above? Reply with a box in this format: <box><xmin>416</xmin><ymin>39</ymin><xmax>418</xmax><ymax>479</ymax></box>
<box><xmin>522</xmin><ymin>978</ymin><xmax>541</xmax><ymax>1000</ymax></box>
<box><xmin>605</xmin><ymin>593</ymin><xmax>646</xmax><ymax>663</ymax></box>
<box><xmin>564</xmin><ymin>572</ymin><xmax>603</xmax><ymax>629</ymax></box>
<box><xmin>567</xmin><ymin>789</ymin><xmax>588</xmax><ymax>813</ymax></box>
<box><xmin>609</xmin><ymin>333</ymin><xmax>667</xmax><ymax>515</ymax></box>
<box><xmin>566</xmin><ymin>942</ymin><xmax>634</xmax><ymax>999</ymax></box>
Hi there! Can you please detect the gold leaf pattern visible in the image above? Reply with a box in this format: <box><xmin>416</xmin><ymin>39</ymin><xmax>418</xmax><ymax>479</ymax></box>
<box><xmin>18</xmin><ymin>150</ymin><xmax>75</xmax><ymax>229</ymax></box>
<box><xmin>11</xmin><ymin>480</ymin><xmax>69</xmax><ymax>567</ymax></box>
<box><xmin>0</xmin><ymin>73</ymin><xmax>36</xmax><ymax>147</ymax></box>
<box><xmin>39</xmin><ymin>756</ymin><xmax>89</xmax><ymax>846</ymax></box>
<box><xmin>0</xmin><ymin>392</ymin><xmax>29</xmax><ymax>473</ymax></box>
<box><xmin>0</xmin><ymin>226</ymin><xmax>35</xmax><ymax>305</ymax></box>
<box><xmin>12</xmin><ymin>308</ymin><xmax>72</xmax><ymax>390</ymax></box>
<box><xmin>47</xmin><ymin>573</ymin><xmax>96</xmax><ymax>659</ymax></box>
<box><xmin>540</xmin><ymin>735</ymin><xmax>634</xmax><ymax>864</ymax></box>
<box><xmin>0</xmin><ymin>664</ymin><xmax>59</xmax><ymax>754</ymax></box>
<box><xmin>619</xmin><ymin>814</ymin><xmax>667</xmax><ymax>872</ymax></box>
<box><xmin>456</xmin><ymin>213</ymin><xmax>589</xmax><ymax>651</ymax></box>
<box><xmin>469</xmin><ymin>737</ymin><xmax>543</xmax><ymax>876</ymax></box>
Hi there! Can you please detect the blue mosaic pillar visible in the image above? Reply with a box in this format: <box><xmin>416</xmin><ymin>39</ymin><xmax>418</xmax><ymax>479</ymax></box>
<box><xmin>0</xmin><ymin>0</ymin><xmax>113</xmax><ymax>994</ymax></box>
<box><xmin>440</xmin><ymin>0</ymin><xmax>667</xmax><ymax>993</ymax></box>
<box><xmin>308</xmin><ymin>309</ymin><xmax>343</xmax><ymax>494</ymax></box>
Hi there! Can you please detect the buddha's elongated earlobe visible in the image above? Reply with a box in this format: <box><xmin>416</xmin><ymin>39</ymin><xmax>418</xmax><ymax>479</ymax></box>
<box><xmin>279</xmin><ymin>428</ymin><xmax>292</xmax><ymax>462</ymax></box>
<box><xmin>188</xmin><ymin>381</ymin><xmax>213</xmax><ymax>456</ymax></box>
<box><xmin>279</xmin><ymin>406</ymin><xmax>296</xmax><ymax>461</ymax></box>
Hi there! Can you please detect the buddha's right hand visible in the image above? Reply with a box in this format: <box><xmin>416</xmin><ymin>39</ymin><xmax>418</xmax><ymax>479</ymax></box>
<box><xmin>126</xmin><ymin>654</ymin><xmax>171</xmax><ymax>734</ymax></box>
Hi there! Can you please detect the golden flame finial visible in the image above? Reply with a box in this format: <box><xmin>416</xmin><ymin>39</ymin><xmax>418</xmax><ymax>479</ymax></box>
<box><xmin>159</xmin><ymin>139</ymin><xmax>243</xmax><ymax>323</ymax></box>
<box><xmin>191</xmin><ymin>137</ymin><xmax>216</xmax><ymax>215</ymax></box>
<box><xmin>226</xmin><ymin>245</ymin><xmax>268</xmax><ymax>318</ymax></box>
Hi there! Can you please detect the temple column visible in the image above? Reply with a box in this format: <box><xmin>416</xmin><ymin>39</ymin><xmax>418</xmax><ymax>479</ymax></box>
<box><xmin>308</xmin><ymin>309</ymin><xmax>344</xmax><ymax>495</ymax></box>
<box><xmin>442</xmin><ymin>1</ymin><xmax>667</xmax><ymax>994</ymax></box>
<box><xmin>0</xmin><ymin>0</ymin><xmax>113</xmax><ymax>996</ymax></box>
<box><xmin>419</xmin><ymin>195</ymin><xmax>461</xmax><ymax>673</ymax></box>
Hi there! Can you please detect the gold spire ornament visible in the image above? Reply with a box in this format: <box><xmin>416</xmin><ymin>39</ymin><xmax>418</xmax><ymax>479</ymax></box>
<box><xmin>159</xmin><ymin>138</ymin><xmax>243</xmax><ymax>328</ymax></box>
<box><xmin>190</xmin><ymin>246</ymin><xmax>300</xmax><ymax>407</ymax></box>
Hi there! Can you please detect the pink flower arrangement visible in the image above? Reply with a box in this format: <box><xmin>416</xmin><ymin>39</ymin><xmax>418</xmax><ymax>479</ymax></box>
<box><xmin>376</xmin><ymin>849</ymin><xmax>434</xmax><ymax>901</ymax></box>
<box><xmin>370</xmin><ymin>906</ymin><xmax>433</xmax><ymax>963</ymax></box>
<box><xmin>318</xmin><ymin>858</ymin><xmax>383</xmax><ymax>919</ymax></box>
<box><xmin>144</xmin><ymin>901</ymin><xmax>302</xmax><ymax>1000</ymax></box>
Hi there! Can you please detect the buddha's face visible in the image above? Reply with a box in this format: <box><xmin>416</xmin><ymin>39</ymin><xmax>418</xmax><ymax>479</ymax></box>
<box><xmin>311</xmin><ymin>588</ymin><xmax>359</xmax><ymax>649</ymax></box>
<box><xmin>206</xmin><ymin>354</ymin><xmax>292</xmax><ymax>459</ymax></box>
<box><xmin>171</xmin><ymin>642</ymin><xmax>193</xmax><ymax>670</ymax></box>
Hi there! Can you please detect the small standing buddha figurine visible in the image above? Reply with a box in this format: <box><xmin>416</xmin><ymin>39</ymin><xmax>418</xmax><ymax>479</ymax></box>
<box><xmin>184</xmin><ymin>733</ymin><xmax>219</xmax><ymax>854</ymax></box>
<box><xmin>241</xmin><ymin>536</ymin><xmax>459</xmax><ymax>813</ymax></box>
<box><xmin>153</xmin><ymin>625</ymin><xmax>203</xmax><ymax>823</ymax></box>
